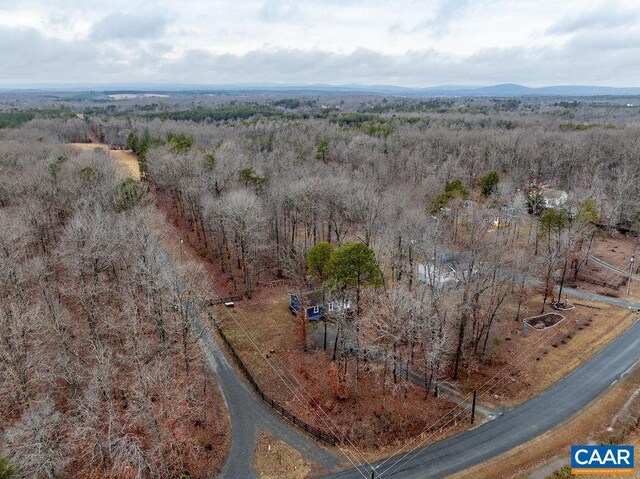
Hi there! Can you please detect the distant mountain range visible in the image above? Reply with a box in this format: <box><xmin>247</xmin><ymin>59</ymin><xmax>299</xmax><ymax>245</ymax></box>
<box><xmin>3</xmin><ymin>82</ymin><xmax>640</xmax><ymax>97</ymax></box>
<box><xmin>441</xmin><ymin>83</ymin><xmax>640</xmax><ymax>97</ymax></box>
<box><xmin>259</xmin><ymin>82</ymin><xmax>640</xmax><ymax>97</ymax></box>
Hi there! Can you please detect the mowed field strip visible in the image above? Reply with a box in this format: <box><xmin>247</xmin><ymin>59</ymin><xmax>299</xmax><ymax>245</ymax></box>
<box><xmin>69</xmin><ymin>143</ymin><xmax>141</xmax><ymax>181</ymax></box>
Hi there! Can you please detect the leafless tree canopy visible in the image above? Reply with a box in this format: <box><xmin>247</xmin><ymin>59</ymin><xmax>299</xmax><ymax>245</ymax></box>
<box><xmin>0</xmin><ymin>138</ymin><xmax>226</xmax><ymax>478</ymax></box>
<box><xmin>1</xmin><ymin>91</ymin><xmax>639</xmax><ymax>468</ymax></box>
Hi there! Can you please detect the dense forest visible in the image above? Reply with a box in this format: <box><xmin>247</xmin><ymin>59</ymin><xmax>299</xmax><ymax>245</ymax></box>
<box><xmin>0</xmin><ymin>132</ymin><xmax>227</xmax><ymax>478</ymax></box>
<box><xmin>1</xmin><ymin>91</ymin><xmax>639</xmax><ymax>473</ymax></box>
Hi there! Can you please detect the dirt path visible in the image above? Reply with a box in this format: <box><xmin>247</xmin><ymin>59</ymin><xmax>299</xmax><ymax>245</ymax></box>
<box><xmin>68</xmin><ymin>143</ymin><xmax>141</xmax><ymax>181</ymax></box>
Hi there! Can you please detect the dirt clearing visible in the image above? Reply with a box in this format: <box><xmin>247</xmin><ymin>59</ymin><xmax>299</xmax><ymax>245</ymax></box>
<box><xmin>68</xmin><ymin>143</ymin><xmax>141</xmax><ymax>180</ymax></box>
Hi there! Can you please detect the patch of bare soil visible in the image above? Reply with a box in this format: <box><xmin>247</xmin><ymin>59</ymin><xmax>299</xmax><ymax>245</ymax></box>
<box><xmin>524</xmin><ymin>313</ymin><xmax>565</xmax><ymax>330</ymax></box>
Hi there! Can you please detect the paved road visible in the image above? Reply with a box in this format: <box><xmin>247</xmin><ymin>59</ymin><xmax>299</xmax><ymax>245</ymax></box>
<box><xmin>191</xmin><ymin>311</ymin><xmax>344</xmax><ymax>478</ymax></box>
<box><xmin>187</xmin><ymin>248</ymin><xmax>640</xmax><ymax>479</ymax></box>
<box><xmin>588</xmin><ymin>254</ymin><xmax>640</xmax><ymax>281</ymax></box>
<box><xmin>326</xmin><ymin>317</ymin><xmax>640</xmax><ymax>479</ymax></box>
<box><xmin>523</xmin><ymin>277</ymin><xmax>640</xmax><ymax>310</ymax></box>
<box><xmin>560</xmin><ymin>285</ymin><xmax>640</xmax><ymax>310</ymax></box>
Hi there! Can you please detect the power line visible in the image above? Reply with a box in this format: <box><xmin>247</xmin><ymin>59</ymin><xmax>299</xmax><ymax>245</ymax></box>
<box><xmin>170</xmin><ymin>215</ymin><xmax>637</xmax><ymax>479</ymax></box>
<box><xmin>172</xmin><ymin>232</ymin><xmax>375</xmax><ymax>478</ymax></box>
<box><xmin>376</xmin><ymin>260</ymin><xmax>638</xmax><ymax>476</ymax></box>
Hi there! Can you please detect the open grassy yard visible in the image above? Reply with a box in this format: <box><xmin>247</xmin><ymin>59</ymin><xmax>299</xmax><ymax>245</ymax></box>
<box><xmin>253</xmin><ymin>432</ymin><xmax>320</xmax><ymax>479</ymax></box>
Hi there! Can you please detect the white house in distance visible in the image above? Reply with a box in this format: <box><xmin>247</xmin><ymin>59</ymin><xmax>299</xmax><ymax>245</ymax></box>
<box><xmin>417</xmin><ymin>252</ymin><xmax>468</xmax><ymax>288</ymax></box>
<box><xmin>417</xmin><ymin>262</ymin><xmax>458</xmax><ymax>287</ymax></box>
<box><xmin>540</xmin><ymin>187</ymin><xmax>568</xmax><ymax>208</ymax></box>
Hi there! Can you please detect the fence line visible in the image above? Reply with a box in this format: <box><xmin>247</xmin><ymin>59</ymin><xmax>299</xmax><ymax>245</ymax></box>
<box><xmin>257</xmin><ymin>279</ymin><xmax>297</xmax><ymax>287</ymax></box>
<box><xmin>208</xmin><ymin>295</ymin><xmax>243</xmax><ymax>306</ymax></box>
<box><xmin>209</xmin><ymin>315</ymin><xmax>341</xmax><ymax>446</ymax></box>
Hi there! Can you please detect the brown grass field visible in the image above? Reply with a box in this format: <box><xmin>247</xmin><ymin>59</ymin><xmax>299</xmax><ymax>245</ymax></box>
<box><xmin>253</xmin><ymin>431</ymin><xmax>321</xmax><ymax>478</ymax></box>
<box><xmin>69</xmin><ymin>142</ymin><xmax>141</xmax><ymax>180</ymax></box>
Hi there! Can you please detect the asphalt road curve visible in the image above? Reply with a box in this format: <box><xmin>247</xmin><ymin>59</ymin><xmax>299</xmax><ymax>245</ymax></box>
<box><xmin>191</xmin><ymin>310</ymin><xmax>342</xmax><ymax>478</ymax></box>
<box><xmin>326</xmin><ymin>317</ymin><xmax>640</xmax><ymax>479</ymax></box>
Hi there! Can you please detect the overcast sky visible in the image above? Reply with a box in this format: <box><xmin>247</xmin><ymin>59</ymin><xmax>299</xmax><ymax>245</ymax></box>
<box><xmin>1</xmin><ymin>0</ymin><xmax>639</xmax><ymax>87</ymax></box>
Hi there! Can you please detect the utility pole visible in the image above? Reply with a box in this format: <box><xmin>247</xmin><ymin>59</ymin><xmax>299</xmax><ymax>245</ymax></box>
<box><xmin>627</xmin><ymin>255</ymin><xmax>635</xmax><ymax>295</ymax></box>
<box><xmin>471</xmin><ymin>390</ymin><xmax>477</xmax><ymax>424</ymax></box>
<box><xmin>180</xmin><ymin>237</ymin><xmax>184</xmax><ymax>261</ymax></box>
<box><xmin>323</xmin><ymin>320</ymin><xmax>327</xmax><ymax>350</ymax></box>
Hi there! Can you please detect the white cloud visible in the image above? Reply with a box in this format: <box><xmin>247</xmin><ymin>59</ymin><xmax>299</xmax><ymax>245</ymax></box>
<box><xmin>90</xmin><ymin>12</ymin><xmax>168</xmax><ymax>41</ymax></box>
<box><xmin>547</xmin><ymin>3</ymin><xmax>639</xmax><ymax>34</ymax></box>
<box><xmin>0</xmin><ymin>0</ymin><xmax>639</xmax><ymax>87</ymax></box>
